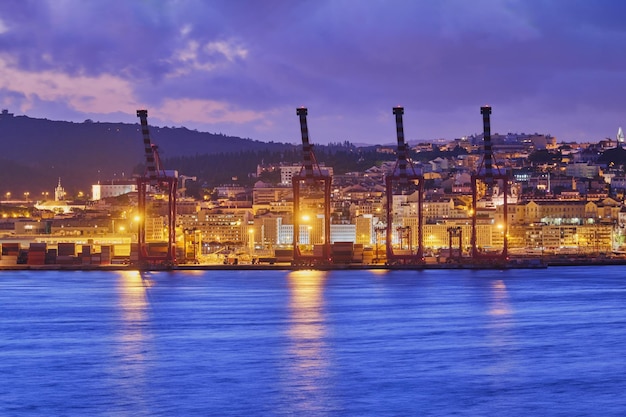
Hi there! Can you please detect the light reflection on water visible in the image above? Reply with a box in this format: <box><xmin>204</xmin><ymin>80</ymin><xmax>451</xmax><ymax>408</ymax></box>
<box><xmin>117</xmin><ymin>271</ymin><xmax>151</xmax><ymax>327</ymax></box>
<box><xmin>488</xmin><ymin>279</ymin><xmax>513</xmax><ymax>318</ymax></box>
<box><xmin>283</xmin><ymin>270</ymin><xmax>332</xmax><ymax>414</ymax></box>
<box><xmin>111</xmin><ymin>271</ymin><xmax>153</xmax><ymax>412</ymax></box>
<box><xmin>485</xmin><ymin>279</ymin><xmax>516</xmax><ymax>378</ymax></box>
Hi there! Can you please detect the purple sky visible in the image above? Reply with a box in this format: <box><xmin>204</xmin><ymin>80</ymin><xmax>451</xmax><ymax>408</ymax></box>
<box><xmin>0</xmin><ymin>0</ymin><xmax>625</xmax><ymax>145</ymax></box>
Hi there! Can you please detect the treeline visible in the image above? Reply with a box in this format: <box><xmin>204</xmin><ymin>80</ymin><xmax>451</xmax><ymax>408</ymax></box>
<box><xmin>160</xmin><ymin>145</ymin><xmax>397</xmax><ymax>190</ymax></box>
<box><xmin>159</xmin><ymin>143</ymin><xmax>477</xmax><ymax>191</ymax></box>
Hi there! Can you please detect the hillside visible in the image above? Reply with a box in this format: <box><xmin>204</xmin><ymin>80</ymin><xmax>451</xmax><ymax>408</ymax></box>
<box><xmin>0</xmin><ymin>113</ymin><xmax>294</xmax><ymax>195</ymax></box>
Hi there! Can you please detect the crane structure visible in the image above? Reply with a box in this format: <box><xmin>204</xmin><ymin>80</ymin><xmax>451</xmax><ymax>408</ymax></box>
<box><xmin>136</xmin><ymin>109</ymin><xmax>177</xmax><ymax>267</ymax></box>
<box><xmin>471</xmin><ymin>105</ymin><xmax>509</xmax><ymax>263</ymax></box>
<box><xmin>291</xmin><ymin>107</ymin><xmax>332</xmax><ymax>266</ymax></box>
<box><xmin>385</xmin><ymin>106</ymin><xmax>424</xmax><ymax>265</ymax></box>
<box><xmin>447</xmin><ymin>226</ymin><xmax>463</xmax><ymax>263</ymax></box>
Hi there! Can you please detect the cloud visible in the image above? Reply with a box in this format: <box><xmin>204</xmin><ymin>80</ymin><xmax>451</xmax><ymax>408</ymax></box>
<box><xmin>205</xmin><ymin>40</ymin><xmax>248</xmax><ymax>62</ymax></box>
<box><xmin>167</xmin><ymin>38</ymin><xmax>248</xmax><ymax>77</ymax></box>
<box><xmin>0</xmin><ymin>0</ymin><xmax>626</xmax><ymax>143</ymax></box>
<box><xmin>0</xmin><ymin>56</ymin><xmax>136</xmax><ymax>114</ymax></box>
<box><xmin>156</xmin><ymin>98</ymin><xmax>266</xmax><ymax>124</ymax></box>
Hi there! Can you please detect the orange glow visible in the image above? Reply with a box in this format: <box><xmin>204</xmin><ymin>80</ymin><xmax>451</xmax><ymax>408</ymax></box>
<box><xmin>113</xmin><ymin>271</ymin><xmax>152</xmax><ymax>401</ymax></box>
<box><xmin>284</xmin><ymin>270</ymin><xmax>330</xmax><ymax>408</ymax></box>
<box><xmin>287</xmin><ymin>270</ymin><xmax>326</xmax><ymax>341</ymax></box>
<box><xmin>117</xmin><ymin>270</ymin><xmax>151</xmax><ymax>326</ymax></box>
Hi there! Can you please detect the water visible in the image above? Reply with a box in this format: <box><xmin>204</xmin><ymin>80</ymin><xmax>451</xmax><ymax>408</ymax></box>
<box><xmin>1</xmin><ymin>267</ymin><xmax>625</xmax><ymax>416</ymax></box>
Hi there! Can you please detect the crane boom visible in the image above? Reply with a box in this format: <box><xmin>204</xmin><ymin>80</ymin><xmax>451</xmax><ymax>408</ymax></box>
<box><xmin>480</xmin><ymin>105</ymin><xmax>494</xmax><ymax>189</ymax></box>
<box><xmin>393</xmin><ymin>106</ymin><xmax>408</xmax><ymax>183</ymax></box>
<box><xmin>137</xmin><ymin>110</ymin><xmax>158</xmax><ymax>185</ymax></box>
<box><xmin>297</xmin><ymin>107</ymin><xmax>324</xmax><ymax>179</ymax></box>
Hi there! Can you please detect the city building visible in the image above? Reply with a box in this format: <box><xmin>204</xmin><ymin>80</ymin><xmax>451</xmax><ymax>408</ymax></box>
<box><xmin>92</xmin><ymin>180</ymin><xmax>137</xmax><ymax>201</ymax></box>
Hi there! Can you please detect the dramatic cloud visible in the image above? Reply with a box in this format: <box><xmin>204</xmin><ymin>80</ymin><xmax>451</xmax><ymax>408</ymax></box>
<box><xmin>0</xmin><ymin>0</ymin><xmax>625</xmax><ymax>144</ymax></box>
<box><xmin>0</xmin><ymin>57</ymin><xmax>136</xmax><ymax>113</ymax></box>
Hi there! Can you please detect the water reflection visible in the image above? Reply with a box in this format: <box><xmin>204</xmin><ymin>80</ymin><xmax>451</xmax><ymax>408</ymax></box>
<box><xmin>284</xmin><ymin>270</ymin><xmax>332</xmax><ymax>413</ymax></box>
<box><xmin>488</xmin><ymin>280</ymin><xmax>513</xmax><ymax>317</ymax></box>
<box><xmin>117</xmin><ymin>271</ymin><xmax>152</xmax><ymax>329</ymax></box>
<box><xmin>485</xmin><ymin>279</ymin><xmax>516</xmax><ymax>377</ymax></box>
<box><xmin>111</xmin><ymin>271</ymin><xmax>153</xmax><ymax>410</ymax></box>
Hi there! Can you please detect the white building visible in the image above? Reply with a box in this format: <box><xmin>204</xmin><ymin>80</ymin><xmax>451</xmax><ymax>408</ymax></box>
<box><xmin>280</xmin><ymin>164</ymin><xmax>334</xmax><ymax>185</ymax></box>
<box><xmin>92</xmin><ymin>180</ymin><xmax>137</xmax><ymax>201</ymax></box>
<box><xmin>55</xmin><ymin>178</ymin><xmax>66</xmax><ymax>201</ymax></box>
<box><xmin>330</xmin><ymin>224</ymin><xmax>356</xmax><ymax>243</ymax></box>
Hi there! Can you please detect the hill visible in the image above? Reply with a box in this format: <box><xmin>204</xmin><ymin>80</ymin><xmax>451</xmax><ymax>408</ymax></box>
<box><xmin>0</xmin><ymin>113</ymin><xmax>294</xmax><ymax>196</ymax></box>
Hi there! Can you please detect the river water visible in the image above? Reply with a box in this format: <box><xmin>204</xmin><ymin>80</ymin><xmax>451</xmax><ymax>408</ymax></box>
<box><xmin>1</xmin><ymin>267</ymin><xmax>625</xmax><ymax>416</ymax></box>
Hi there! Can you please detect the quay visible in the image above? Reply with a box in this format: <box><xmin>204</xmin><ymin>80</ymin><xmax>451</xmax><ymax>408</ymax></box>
<box><xmin>1</xmin><ymin>257</ymin><xmax>626</xmax><ymax>271</ymax></box>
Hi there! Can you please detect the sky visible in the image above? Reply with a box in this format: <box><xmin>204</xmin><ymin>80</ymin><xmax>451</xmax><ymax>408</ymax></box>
<box><xmin>1</xmin><ymin>0</ymin><xmax>626</xmax><ymax>145</ymax></box>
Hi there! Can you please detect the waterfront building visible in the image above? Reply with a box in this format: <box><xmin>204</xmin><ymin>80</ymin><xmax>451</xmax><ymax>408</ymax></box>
<box><xmin>507</xmin><ymin>223</ymin><xmax>613</xmax><ymax>254</ymax></box>
<box><xmin>198</xmin><ymin>208</ymin><xmax>253</xmax><ymax>245</ymax></box>
<box><xmin>423</xmin><ymin>223</ymin><xmax>491</xmax><ymax>250</ymax></box>
<box><xmin>251</xmin><ymin>215</ymin><xmax>284</xmax><ymax>249</ymax></box>
<box><xmin>145</xmin><ymin>216</ymin><xmax>165</xmax><ymax>242</ymax></box>
<box><xmin>355</xmin><ymin>215</ymin><xmax>375</xmax><ymax>245</ymax></box>
<box><xmin>508</xmin><ymin>199</ymin><xmax>620</xmax><ymax>226</ymax></box>
<box><xmin>330</xmin><ymin>224</ymin><xmax>357</xmax><ymax>244</ymax></box>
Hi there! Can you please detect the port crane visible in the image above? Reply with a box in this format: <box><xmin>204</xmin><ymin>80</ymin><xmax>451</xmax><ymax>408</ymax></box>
<box><xmin>291</xmin><ymin>107</ymin><xmax>332</xmax><ymax>266</ymax></box>
<box><xmin>136</xmin><ymin>109</ymin><xmax>177</xmax><ymax>267</ymax></box>
<box><xmin>385</xmin><ymin>106</ymin><xmax>424</xmax><ymax>265</ymax></box>
<box><xmin>471</xmin><ymin>106</ymin><xmax>509</xmax><ymax>263</ymax></box>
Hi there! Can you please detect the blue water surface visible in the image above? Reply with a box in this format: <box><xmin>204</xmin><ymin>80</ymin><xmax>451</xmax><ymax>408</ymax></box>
<box><xmin>1</xmin><ymin>267</ymin><xmax>625</xmax><ymax>416</ymax></box>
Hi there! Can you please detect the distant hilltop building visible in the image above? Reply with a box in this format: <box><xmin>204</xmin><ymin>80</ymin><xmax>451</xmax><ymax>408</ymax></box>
<box><xmin>55</xmin><ymin>178</ymin><xmax>66</xmax><ymax>201</ymax></box>
<box><xmin>618</xmin><ymin>127</ymin><xmax>624</xmax><ymax>148</ymax></box>
<box><xmin>92</xmin><ymin>179</ymin><xmax>137</xmax><ymax>201</ymax></box>
<box><xmin>0</xmin><ymin>109</ymin><xmax>14</xmax><ymax>118</ymax></box>
<box><xmin>469</xmin><ymin>132</ymin><xmax>556</xmax><ymax>150</ymax></box>
<box><xmin>280</xmin><ymin>164</ymin><xmax>333</xmax><ymax>185</ymax></box>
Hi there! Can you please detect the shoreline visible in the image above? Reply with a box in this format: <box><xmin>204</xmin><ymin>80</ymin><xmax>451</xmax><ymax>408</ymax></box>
<box><xmin>1</xmin><ymin>258</ymin><xmax>625</xmax><ymax>272</ymax></box>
